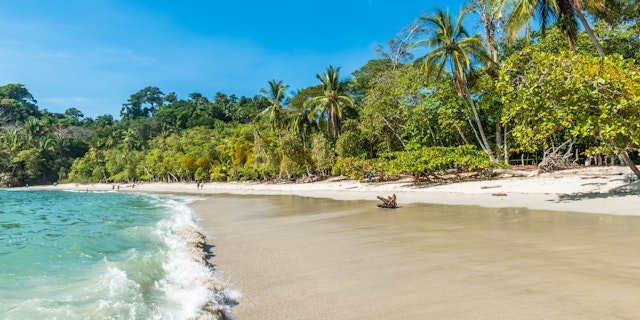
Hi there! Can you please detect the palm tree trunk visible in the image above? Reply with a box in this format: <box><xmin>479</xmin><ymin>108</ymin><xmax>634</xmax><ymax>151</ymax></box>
<box><xmin>574</xmin><ymin>8</ymin><xmax>606</xmax><ymax>57</ymax></box>
<box><xmin>328</xmin><ymin>104</ymin><xmax>340</xmax><ymax>138</ymax></box>
<box><xmin>561</xmin><ymin>28</ymin><xmax>577</xmax><ymax>52</ymax></box>
<box><xmin>460</xmin><ymin>78</ymin><xmax>496</xmax><ymax>162</ymax></box>
<box><xmin>610</xmin><ymin>138</ymin><xmax>640</xmax><ymax>178</ymax></box>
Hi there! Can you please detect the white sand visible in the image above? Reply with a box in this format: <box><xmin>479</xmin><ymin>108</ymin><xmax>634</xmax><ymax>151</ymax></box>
<box><xmin>28</xmin><ymin>165</ymin><xmax>640</xmax><ymax>216</ymax></box>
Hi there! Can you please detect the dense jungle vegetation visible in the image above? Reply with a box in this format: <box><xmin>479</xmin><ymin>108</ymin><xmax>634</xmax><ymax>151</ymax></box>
<box><xmin>1</xmin><ymin>0</ymin><xmax>639</xmax><ymax>186</ymax></box>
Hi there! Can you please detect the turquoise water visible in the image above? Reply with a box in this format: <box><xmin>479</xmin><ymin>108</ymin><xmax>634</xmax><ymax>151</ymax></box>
<box><xmin>0</xmin><ymin>190</ymin><xmax>226</xmax><ymax>319</ymax></box>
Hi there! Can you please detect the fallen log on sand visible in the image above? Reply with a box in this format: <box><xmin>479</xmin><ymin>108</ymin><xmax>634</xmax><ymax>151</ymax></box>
<box><xmin>377</xmin><ymin>194</ymin><xmax>398</xmax><ymax>208</ymax></box>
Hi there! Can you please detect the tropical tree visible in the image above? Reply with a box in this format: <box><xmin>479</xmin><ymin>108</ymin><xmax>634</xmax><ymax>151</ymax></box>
<box><xmin>411</xmin><ymin>8</ymin><xmax>496</xmax><ymax>161</ymax></box>
<box><xmin>120</xmin><ymin>86</ymin><xmax>164</xmax><ymax>120</ymax></box>
<box><xmin>304</xmin><ymin>66</ymin><xmax>354</xmax><ymax>139</ymax></box>
<box><xmin>498</xmin><ymin>49</ymin><xmax>640</xmax><ymax>176</ymax></box>
<box><xmin>374</xmin><ymin>19</ymin><xmax>427</xmax><ymax>69</ymax></box>
<box><xmin>466</xmin><ymin>0</ymin><xmax>511</xmax><ymax>66</ymax></box>
<box><xmin>0</xmin><ymin>84</ymin><xmax>40</xmax><ymax>122</ymax></box>
<box><xmin>257</xmin><ymin>79</ymin><xmax>289</xmax><ymax>136</ymax></box>
<box><xmin>505</xmin><ymin>0</ymin><xmax>615</xmax><ymax>56</ymax></box>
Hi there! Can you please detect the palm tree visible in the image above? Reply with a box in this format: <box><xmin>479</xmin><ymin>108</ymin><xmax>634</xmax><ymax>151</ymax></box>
<box><xmin>3</xmin><ymin>129</ymin><xmax>21</xmax><ymax>153</ymax></box>
<box><xmin>411</xmin><ymin>8</ymin><xmax>496</xmax><ymax>161</ymax></box>
<box><xmin>288</xmin><ymin>96</ymin><xmax>311</xmax><ymax>137</ymax></box>
<box><xmin>506</xmin><ymin>0</ymin><xmax>613</xmax><ymax>56</ymax></box>
<box><xmin>304</xmin><ymin>66</ymin><xmax>354</xmax><ymax>139</ymax></box>
<box><xmin>22</xmin><ymin>117</ymin><xmax>43</xmax><ymax>145</ymax></box>
<box><xmin>257</xmin><ymin>79</ymin><xmax>289</xmax><ymax>136</ymax></box>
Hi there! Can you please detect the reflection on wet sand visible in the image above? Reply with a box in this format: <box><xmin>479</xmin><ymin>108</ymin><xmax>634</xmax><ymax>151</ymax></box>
<box><xmin>193</xmin><ymin>194</ymin><xmax>640</xmax><ymax>320</ymax></box>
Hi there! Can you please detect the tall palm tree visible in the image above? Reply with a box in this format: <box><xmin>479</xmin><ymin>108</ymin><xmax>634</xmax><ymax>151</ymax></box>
<box><xmin>573</xmin><ymin>0</ymin><xmax>614</xmax><ymax>56</ymax></box>
<box><xmin>506</xmin><ymin>0</ymin><xmax>612</xmax><ymax>56</ymax></box>
<box><xmin>257</xmin><ymin>79</ymin><xmax>289</xmax><ymax>136</ymax></box>
<box><xmin>304</xmin><ymin>66</ymin><xmax>354</xmax><ymax>139</ymax></box>
<box><xmin>412</xmin><ymin>8</ymin><xmax>496</xmax><ymax>161</ymax></box>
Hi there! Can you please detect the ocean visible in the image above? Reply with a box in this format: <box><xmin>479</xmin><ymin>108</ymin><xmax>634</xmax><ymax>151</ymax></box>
<box><xmin>0</xmin><ymin>190</ymin><xmax>231</xmax><ymax>320</ymax></box>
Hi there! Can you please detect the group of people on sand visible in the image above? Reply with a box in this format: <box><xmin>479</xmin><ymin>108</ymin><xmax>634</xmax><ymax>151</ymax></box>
<box><xmin>196</xmin><ymin>181</ymin><xmax>204</xmax><ymax>190</ymax></box>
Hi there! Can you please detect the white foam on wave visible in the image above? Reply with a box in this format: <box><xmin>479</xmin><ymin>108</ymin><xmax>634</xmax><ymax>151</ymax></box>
<box><xmin>95</xmin><ymin>264</ymin><xmax>145</xmax><ymax>318</ymax></box>
<box><xmin>152</xmin><ymin>195</ymin><xmax>234</xmax><ymax>319</ymax></box>
<box><xmin>2</xmin><ymin>263</ymin><xmax>147</xmax><ymax>319</ymax></box>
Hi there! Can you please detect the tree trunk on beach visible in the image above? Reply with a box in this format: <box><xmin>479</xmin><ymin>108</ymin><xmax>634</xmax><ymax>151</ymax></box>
<box><xmin>610</xmin><ymin>138</ymin><xmax>640</xmax><ymax>178</ymax></box>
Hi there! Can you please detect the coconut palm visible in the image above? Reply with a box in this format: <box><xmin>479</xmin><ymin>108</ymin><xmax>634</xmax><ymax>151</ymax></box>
<box><xmin>411</xmin><ymin>8</ymin><xmax>495</xmax><ymax>161</ymax></box>
<box><xmin>304</xmin><ymin>66</ymin><xmax>354</xmax><ymax>139</ymax></box>
<box><xmin>257</xmin><ymin>79</ymin><xmax>289</xmax><ymax>136</ymax></box>
<box><xmin>506</xmin><ymin>0</ymin><xmax>613</xmax><ymax>56</ymax></box>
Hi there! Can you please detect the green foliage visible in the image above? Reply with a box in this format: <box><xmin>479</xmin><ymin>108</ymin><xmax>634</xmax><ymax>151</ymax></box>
<box><xmin>382</xmin><ymin>145</ymin><xmax>495</xmax><ymax>175</ymax></box>
<box><xmin>356</xmin><ymin>62</ymin><xmax>424</xmax><ymax>155</ymax></box>
<box><xmin>331</xmin><ymin>157</ymin><xmax>380</xmax><ymax>180</ymax></box>
<box><xmin>311</xmin><ymin>133</ymin><xmax>335</xmax><ymax>176</ymax></box>
<box><xmin>597</xmin><ymin>21</ymin><xmax>640</xmax><ymax>61</ymax></box>
<box><xmin>304</xmin><ymin>66</ymin><xmax>355</xmax><ymax>138</ymax></box>
<box><xmin>68</xmin><ymin>157</ymin><xmax>95</xmax><ymax>183</ymax></box>
<box><xmin>335</xmin><ymin>128</ymin><xmax>368</xmax><ymax>158</ymax></box>
<box><xmin>332</xmin><ymin>145</ymin><xmax>494</xmax><ymax>179</ymax></box>
<box><xmin>120</xmin><ymin>86</ymin><xmax>164</xmax><ymax>120</ymax></box>
<box><xmin>279</xmin><ymin>133</ymin><xmax>310</xmax><ymax>177</ymax></box>
<box><xmin>498</xmin><ymin>49</ymin><xmax>640</xmax><ymax>155</ymax></box>
<box><xmin>0</xmin><ymin>84</ymin><xmax>40</xmax><ymax>122</ymax></box>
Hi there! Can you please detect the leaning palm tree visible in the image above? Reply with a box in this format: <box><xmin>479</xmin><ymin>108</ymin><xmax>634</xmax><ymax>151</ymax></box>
<box><xmin>257</xmin><ymin>79</ymin><xmax>289</xmax><ymax>136</ymax></box>
<box><xmin>411</xmin><ymin>8</ymin><xmax>496</xmax><ymax>161</ymax></box>
<box><xmin>304</xmin><ymin>66</ymin><xmax>354</xmax><ymax>139</ymax></box>
<box><xmin>506</xmin><ymin>0</ymin><xmax>613</xmax><ymax>56</ymax></box>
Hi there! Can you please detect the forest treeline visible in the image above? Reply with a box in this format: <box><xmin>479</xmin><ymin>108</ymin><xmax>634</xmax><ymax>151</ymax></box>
<box><xmin>1</xmin><ymin>0</ymin><xmax>639</xmax><ymax>187</ymax></box>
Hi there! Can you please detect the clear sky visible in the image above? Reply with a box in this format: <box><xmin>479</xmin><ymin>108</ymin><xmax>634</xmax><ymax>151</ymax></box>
<box><xmin>0</xmin><ymin>0</ymin><xmax>469</xmax><ymax>118</ymax></box>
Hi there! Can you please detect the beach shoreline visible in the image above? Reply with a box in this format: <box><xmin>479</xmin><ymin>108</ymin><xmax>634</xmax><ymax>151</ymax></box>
<box><xmin>20</xmin><ymin>165</ymin><xmax>640</xmax><ymax>216</ymax></box>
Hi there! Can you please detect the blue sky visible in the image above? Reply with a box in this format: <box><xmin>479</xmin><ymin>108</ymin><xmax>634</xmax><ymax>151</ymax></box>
<box><xmin>0</xmin><ymin>0</ymin><xmax>468</xmax><ymax>118</ymax></box>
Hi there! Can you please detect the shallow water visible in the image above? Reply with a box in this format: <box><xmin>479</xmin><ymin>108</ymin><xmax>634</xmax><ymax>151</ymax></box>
<box><xmin>0</xmin><ymin>190</ymin><xmax>227</xmax><ymax>320</ymax></box>
<box><xmin>198</xmin><ymin>194</ymin><xmax>640</xmax><ymax>319</ymax></box>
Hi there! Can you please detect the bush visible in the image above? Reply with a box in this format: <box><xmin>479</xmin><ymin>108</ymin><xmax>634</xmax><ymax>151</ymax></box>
<box><xmin>382</xmin><ymin>145</ymin><xmax>495</xmax><ymax>175</ymax></box>
<box><xmin>332</xmin><ymin>157</ymin><xmax>381</xmax><ymax>179</ymax></box>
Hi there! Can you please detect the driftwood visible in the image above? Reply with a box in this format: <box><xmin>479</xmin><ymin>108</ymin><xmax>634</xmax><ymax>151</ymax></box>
<box><xmin>538</xmin><ymin>138</ymin><xmax>575</xmax><ymax>172</ymax></box>
<box><xmin>377</xmin><ymin>194</ymin><xmax>398</xmax><ymax>208</ymax></box>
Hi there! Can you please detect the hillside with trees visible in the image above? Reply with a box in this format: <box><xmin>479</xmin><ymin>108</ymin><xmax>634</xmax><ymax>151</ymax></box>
<box><xmin>1</xmin><ymin>0</ymin><xmax>639</xmax><ymax>187</ymax></box>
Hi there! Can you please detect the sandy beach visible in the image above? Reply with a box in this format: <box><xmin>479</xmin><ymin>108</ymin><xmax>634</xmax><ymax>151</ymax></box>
<box><xmin>30</xmin><ymin>165</ymin><xmax>640</xmax><ymax>216</ymax></box>
<box><xmin>22</xmin><ymin>166</ymin><xmax>640</xmax><ymax>319</ymax></box>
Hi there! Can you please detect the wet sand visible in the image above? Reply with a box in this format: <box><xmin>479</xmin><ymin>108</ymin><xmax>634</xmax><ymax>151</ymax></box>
<box><xmin>192</xmin><ymin>194</ymin><xmax>640</xmax><ymax>319</ymax></box>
